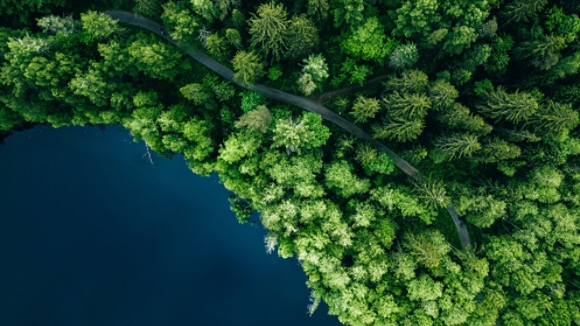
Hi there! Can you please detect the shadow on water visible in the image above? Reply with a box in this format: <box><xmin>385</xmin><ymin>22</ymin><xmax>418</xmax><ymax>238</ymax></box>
<box><xmin>0</xmin><ymin>125</ymin><xmax>342</xmax><ymax>326</ymax></box>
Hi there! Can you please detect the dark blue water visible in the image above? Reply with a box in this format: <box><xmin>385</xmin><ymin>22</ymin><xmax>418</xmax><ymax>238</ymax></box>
<box><xmin>0</xmin><ymin>125</ymin><xmax>341</xmax><ymax>326</ymax></box>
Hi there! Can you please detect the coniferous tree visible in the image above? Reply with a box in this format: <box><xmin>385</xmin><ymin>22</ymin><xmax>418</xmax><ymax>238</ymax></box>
<box><xmin>438</xmin><ymin>103</ymin><xmax>493</xmax><ymax>135</ymax></box>
<box><xmin>286</xmin><ymin>15</ymin><xmax>318</xmax><ymax>60</ymax></box>
<box><xmin>383</xmin><ymin>91</ymin><xmax>431</xmax><ymax>120</ymax></box>
<box><xmin>504</xmin><ymin>0</ymin><xmax>549</xmax><ymax>23</ymax></box>
<box><xmin>231</xmin><ymin>50</ymin><xmax>265</xmax><ymax>86</ymax></box>
<box><xmin>205</xmin><ymin>33</ymin><xmax>230</xmax><ymax>62</ymax></box>
<box><xmin>307</xmin><ymin>0</ymin><xmax>329</xmax><ymax>21</ymax></box>
<box><xmin>428</xmin><ymin>80</ymin><xmax>459</xmax><ymax>111</ymax></box>
<box><xmin>477</xmin><ymin>86</ymin><xmax>539</xmax><ymax>124</ymax></box>
<box><xmin>530</xmin><ymin>101</ymin><xmax>579</xmax><ymax>141</ymax></box>
<box><xmin>385</xmin><ymin>70</ymin><xmax>429</xmax><ymax>94</ymax></box>
<box><xmin>389</xmin><ymin>43</ymin><xmax>419</xmax><ymax>69</ymax></box>
<box><xmin>350</xmin><ymin>96</ymin><xmax>381</xmax><ymax>123</ymax></box>
<box><xmin>372</xmin><ymin>118</ymin><xmax>424</xmax><ymax>142</ymax></box>
<box><xmin>225</xmin><ymin>28</ymin><xmax>243</xmax><ymax>50</ymax></box>
<box><xmin>432</xmin><ymin>133</ymin><xmax>482</xmax><ymax>161</ymax></box>
<box><xmin>248</xmin><ymin>2</ymin><xmax>289</xmax><ymax>62</ymax></box>
<box><xmin>412</xmin><ymin>176</ymin><xmax>449</xmax><ymax>209</ymax></box>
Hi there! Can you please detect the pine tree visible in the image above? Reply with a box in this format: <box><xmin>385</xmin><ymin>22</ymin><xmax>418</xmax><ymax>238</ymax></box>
<box><xmin>286</xmin><ymin>15</ymin><xmax>318</xmax><ymax>60</ymax></box>
<box><xmin>180</xmin><ymin>83</ymin><xmax>211</xmax><ymax>105</ymax></box>
<box><xmin>350</xmin><ymin>96</ymin><xmax>381</xmax><ymax>123</ymax></box>
<box><xmin>432</xmin><ymin>133</ymin><xmax>482</xmax><ymax>161</ymax></box>
<box><xmin>307</xmin><ymin>0</ymin><xmax>329</xmax><ymax>21</ymax></box>
<box><xmin>438</xmin><ymin>103</ymin><xmax>493</xmax><ymax>135</ymax></box>
<box><xmin>355</xmin><ymin>142</ymin><xmax>378</xmax><ymax>167</ymax></box>
<box><xmin>372</xmin><ymin>118</ymin><xmax>424</xmax><ymax>142</ymax></box>
<box><xmin>248</xmin><ymin>2</ymin><xmax>289</xmax><ymax>62</ymax></box>
<box><xmin>205</xmin><ymin>33</ymin><xmax>229</xmax><ymax>61</ymax></box>
<box><xmin>412</xmin><ymin>176</ymin><xmax>449</xmax><ymax>209</ymax></box>
<box><xmin>81</xmin><ymin>11</ymin><xmax>123</xmax><ymax>41</ymax></box>
<box><xmin>384</xmin><ymin>70</ymin><xmax>429</xmax><ymax>94</ymax></box>
<box><xmin>530</xmin><ymin>101</ymin><xmax>579</xmax><ymax>141</ymax></box>
<box><xmin>389</xmin><ymin>43</ymin><xmax>418</xmax><ymax>69</ymax></box>
<box><xmin>404</xmin><ymin>232</ymin><xmax>447</xmax><ymax>268</ymax></box>
<box><xmin>504</xmin><ymin>0</ymin><xmax>549</xmax><ymax>23</ymax></box>
<box><xmin>225</xmin><ymin>28</ymin><xmax>243</xmax><ymax>50</ymax></box>
<box><xmin>383</xmin><ymin>91</ymin><xmax>431</xmax><ymax>120</ymax></box>
<box><xmin>475</xmin><ymin>139</ymin><xmax>522</xmax><ymax>163</ymax></box>
<box><xmin>231</xmin><ymin>50</ymin><xmax>265</xmax><ymax>86</ymax></box>
<box><xmin>428</xmin><ymin>80</ymin><xmax>459</xmax><ymax>111</ymax></box>
<box><xmin>477</xmin><ymin>86</ymin><xmax>539</xmax><ymax>124</ymax></box>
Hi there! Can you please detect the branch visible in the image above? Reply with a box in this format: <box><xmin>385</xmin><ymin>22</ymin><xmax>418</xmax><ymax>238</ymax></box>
<box><xmin>142</xmin><ymin>140</ymin><xmax>154</xmax><ymax>165</ymax></box>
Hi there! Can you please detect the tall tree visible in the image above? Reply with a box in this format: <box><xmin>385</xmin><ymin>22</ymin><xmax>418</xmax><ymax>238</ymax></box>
<box><xmin>231</xmin><ymin>50</ymin><xmax>265</xmax><ymax>86</ymax></box>
<box><xmin>248</xmin><ymin>2</ymin><xmax>289</xmax><ymax>62</ymax></box>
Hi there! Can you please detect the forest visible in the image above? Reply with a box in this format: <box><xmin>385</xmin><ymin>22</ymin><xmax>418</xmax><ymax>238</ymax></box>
<box><xmin>1</xmin><ymin>0</ymin><xmax>580</xmax><ymax>325</ymax></box>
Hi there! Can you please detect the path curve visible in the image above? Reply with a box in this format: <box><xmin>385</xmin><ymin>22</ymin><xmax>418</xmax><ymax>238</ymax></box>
<box><xmin>104</xmin><ymin>11</ymin><xmax>472</xmax><ymax>250</ymax></box>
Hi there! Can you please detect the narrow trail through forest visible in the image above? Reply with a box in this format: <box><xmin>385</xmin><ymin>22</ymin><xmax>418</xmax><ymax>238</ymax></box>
<box><xmin>104</xmin><ymin>11</ymin><xmax>472</xmax><ymax>250</ymax></box>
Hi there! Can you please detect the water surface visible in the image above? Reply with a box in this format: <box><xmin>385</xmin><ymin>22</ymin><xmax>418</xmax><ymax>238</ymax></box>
<box><xmin>0</xmin><ymin>125</ymin><xmax>341</xmax><ymax>326</ymax></box>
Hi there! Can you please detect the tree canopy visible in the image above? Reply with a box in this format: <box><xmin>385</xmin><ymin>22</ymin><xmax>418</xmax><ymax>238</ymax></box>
<box><xmin>1</xmin><ymin>1</ymin><xmax>580</xmax><ymax>326</ymax></box>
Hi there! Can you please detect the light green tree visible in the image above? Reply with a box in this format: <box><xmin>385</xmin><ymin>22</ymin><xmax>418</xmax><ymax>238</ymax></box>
<box><xmin>350</xmin><ymin>96</ymin><xmax>381</xmax><ymax>123</ymax></box>
<box><xmin>248</xmin><ymin>2</ymin><xmax>289</xmax><ymax>62</ymax></box>
<box><xmin>235</xmin><ymin>105</ymin><xmax>272</xmax><ymax>133</ymax></box>
<box><xmin>231</xmin><ymin>50</ymin><xmax>265</xmax><ymax>86</ymax></box>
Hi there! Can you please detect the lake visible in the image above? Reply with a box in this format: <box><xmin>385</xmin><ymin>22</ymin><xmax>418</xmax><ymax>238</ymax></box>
<box><xmin>0</xmin><ymin>125</ymin><xmax>342</xmax><ymax>326</ymax></box>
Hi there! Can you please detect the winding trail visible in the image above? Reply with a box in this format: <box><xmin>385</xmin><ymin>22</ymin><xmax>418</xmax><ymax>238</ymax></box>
<box><xmin>307</xmin><ymin>73</ymin><xmax>392</xmax><ymax>104</ymax></box>
<box><xmin>105</xmin><ymin>11</ymin><xmax>472</xmax><ymax>250</ymax></box>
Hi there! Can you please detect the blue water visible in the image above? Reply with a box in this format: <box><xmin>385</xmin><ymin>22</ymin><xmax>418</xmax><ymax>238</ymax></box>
<box><xmin>0</xmin><ymin>125</ymin><xmax>341</xmax><ymax>326</ymax></box>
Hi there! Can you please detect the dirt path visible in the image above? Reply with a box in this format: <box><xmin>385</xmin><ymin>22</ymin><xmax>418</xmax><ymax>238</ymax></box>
<box><xmin>105</xmin><ymin>10</ymin><xmax>473</xmax><ymax>250</ymax></box>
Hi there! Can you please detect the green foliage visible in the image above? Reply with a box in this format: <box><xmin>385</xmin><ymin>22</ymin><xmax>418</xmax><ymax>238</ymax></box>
<box><xmin>0</xmin><ymin>106</ymin><xmax>23</xmax><ymax>130</ymax></box>
<box><xmin>384</xmin><ymin>91</ymin><xmax>431</xmax><ymax>120</ymax></box>
<box><xmin>161</xmin><ymin>2</ymin><xmax>200</xmax><ymax>42</ymax></box>
<box><xmin>302</xmin><ymin>54</ymin><xmax>329</xmax><ymax>82</ymax></box>
<box><xmin>180</xmin><ymin>83</ymin><xmax>211</xmax><ymax>104</ymax></box>
<box><xmin>225</xmin><ymin>28</ymin><xmax>242</xmax><ymax>50</ymax></box>
<box><xmin>229</xmin><ymin>195</ymin><xmax>252</xmax><ymax>224</ymax></box>
<box><xmin>81</xmin><ymin>11</ymin><xmax>122</xmax><ymax>41</ymax></box>
<box><xmin>331</xmin><ymin>0</ymin><xmax>364</xmax><ymax>28</ymax></box>
<box><xmin>298</xmin><ymin>73</ymin><xmax>317</xmax><ymax>96</ymax></box>
<box><xmin>389</xmin><ymin>43</ymin><xmax>419</xmax><ymax>69</ymax></box>
<box><xmin>249</xmin><ymin>2</ymin><xmax>289</xmax><ymax>62</ymax></box>
<box><xmin>286</xmin><ymin>15</ymin><xmax>318</xmax><ymax>60</ymax></box>
<box><xmin>307</xmin><ymin>0</ymin><xmax>329</xmax><ymax>21</ymax></box>
<box><xmin>5</xmin><ymin>4</ymin><xmax>580</xmax><ymax>326</ymax></box>
<box><xmin>432</xmin><ymin>133</ymin><xmax>482</xmax><ymax>162</ymax></box>
<box><xmin>267</xmin><ymin>66</ymin><xmax>283</xmax><ymax>81</ymax></box>
<box><xmin>240</xmin><ymin>91</ymin><xmax>265</xmax><ymax>113</ymax></box>
<box><xmin>231</xmin><ymin>50</ymin><xmax>265</xmax><ymax>86</ymax></box>
<box><xmin>128</xmin><ymin>33</ymin><xmax>190</xmax><ymax>80</ymax></box>
<box><xmin>272</xmin><ymin>112</ymin><xmax>329</xmax><ymax>154</ymax></box>
<box><xmin>438</xmin><ymin>103</ymin><xmax>493</xmax><ymax>135</ymax></box>
<box><xmin>38</xmin><ymin>15</ymin><xmax>78</xmax><ymax>36</ymax></box>
<box><xmin>235</xmin><ymin>105</ymin><xmax>272</xmax><ymax>133</ymax></box>
<box><xmin>386</xmin><ymin>70</ymin><xmax>429</xmax><ymax>94</ymax></box>
<box><xmin>324</xmin><ymin>160</ymin><xmax>370</xmax><ymax>197</ymax></box>
<box><xmin>372</xmin><ymin>118</ymin><xmax>424</xmax><ymax>142</ymax></box>
<box><xmin>478</xmin><ymin>86</ymin><xmax>539</xmax><ymax>124</ymax></box>
<box><xmin>205</xmin><ymin>33</ymin><xmax>230</xmax><ymax>62</ymax></box>
<box><xmin>340</xmin><ymin>17</ymin><xmax>397</xmax><ymax>63</ymax></box>
<box><xmin>504</xmin><ymin>0</ymin><xmax>548</xmax><ymax>23</ymax></box>
<box><xmin>349</xmin><ymin>96</ymin><xmax>381</xmax><ymax>123</ymax></box>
